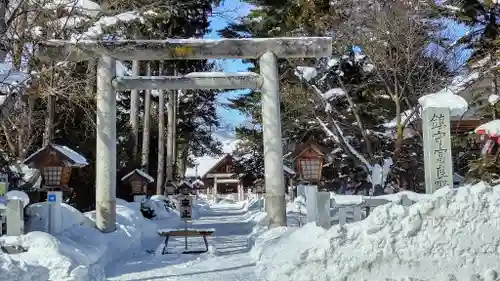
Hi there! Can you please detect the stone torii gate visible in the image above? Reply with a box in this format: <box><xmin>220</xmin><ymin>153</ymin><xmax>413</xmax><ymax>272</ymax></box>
<box><xmin>37</xmin><ymin>37</ymin><xmax>333</xmax><ymax>232</ymax></box>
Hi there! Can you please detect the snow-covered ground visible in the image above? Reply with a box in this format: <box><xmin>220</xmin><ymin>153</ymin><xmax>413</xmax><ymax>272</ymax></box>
<box><xmin>105</xmin><ymin>199</ymin><xmax>264</xmax><ymax>281</ymax></box>
<box><xmin>0</xmin><ymin>195</ymin><xmax>266</xmax><ymax>281</ymax></box>
<box><xmin>0</xmin><ymin>198</ymin><xmax>162</xmax><ymax>281</ymax></box>
<box><xmin>7</xmin><ymin>183</ymin><xmax>500</xmax><ymax>281</ymax></box>
<box><xmin>255</xmin><ymin>182</ymin><xmax>500</xmax><ymax>281</ymax></box>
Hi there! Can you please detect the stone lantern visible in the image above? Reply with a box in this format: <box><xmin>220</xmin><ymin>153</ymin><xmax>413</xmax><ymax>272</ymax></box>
<box><xmin>23</xmin><ymin>144</ymin><xmax>88</xmax><ymax>191</ymax></box>
<box><xmin>121</xmin><ymin>169</ymin><xmax>154</xmax><ymax>196</ymax></box>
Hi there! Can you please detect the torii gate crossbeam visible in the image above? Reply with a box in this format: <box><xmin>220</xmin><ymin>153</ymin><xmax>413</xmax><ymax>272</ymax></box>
<box><xmin>37</xmin><ymin>37</ymin><xmax>332</xmax><ymax>232</ymax></box>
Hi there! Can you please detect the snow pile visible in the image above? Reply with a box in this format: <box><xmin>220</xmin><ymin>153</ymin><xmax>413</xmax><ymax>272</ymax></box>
<box><xmin>257</xmin><ymin>182</ymin><xmax>500</xmax><ymax>281</ymax></box>
<box><xmin>193</xmin><ymin>196</ymin><xmax>212</xmax><ymax>214</ymax></box>
<box><xmin>248</xmin><ymin>196</ymin><xmax>307</xmax><ymax>254</ymax></box>
<box><xmin>287</xmin><ymin>196</ymin><xmax>306</xmax><ymax>214</ymax></box>
<box><xmin>0</xmin><ymin>254</ymin><xmax>50</xmax><ymax>281</ymax></box>
<box><xmin>142</xmin><ymin>195</ymin><xmax>181</xmax><ymax>221</ymax></box>
<box><xmin>0</xmin><ymin>199</ymin><xmax>158</xmax><ymax>281</ymax></box>
<box><xmin>246</xmin><ymin>211</ymin><xmax>276</xmax><ymax>255</ymax></box>
<box><xmin>25</xmin><ymin>202</ymin><xmax>89</xmax><ymax>233</ymax></box>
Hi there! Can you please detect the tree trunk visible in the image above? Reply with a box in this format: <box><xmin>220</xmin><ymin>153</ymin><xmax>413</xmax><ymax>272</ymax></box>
<box><xmin>393</xmin><ymin>98</ymin><xmax>403</xmax><ymax>160</ymax></box>
<box><xmin>130</xmin><ymin>60</ymin><xmax>140</xmax><ymax>160</ymax></box>
<box><xmin>43</xmin><ymin>94</ymin><xmax>55</xmax><ymax>146</ymax></box>
<box><xmin>156</xmin><ymin>62</ymin><xmax>165</xmax><ymax>195</ymax></box>
<box><xmin>141</xmin><ymin>62</ymin><xmax>152</xmax><ymax>176</ymax></box>
<box><xmin>176</xmin><ymin>140</ymin><xmax>189</xmax><ymax>181</ymax></box>
<box><xmin>0</xmin><ymin>0</ymin><xmax>9</xmax><ymax>61</ymax></box>
<box><xmin>86</xmin><ymin>59</ymin><xmax>96</xmax><ymax>97</ymax></box>
<box><xmin>17</xmin><ymin>99</ymin><xmax>26</xmax><ymax>159</ymax></box>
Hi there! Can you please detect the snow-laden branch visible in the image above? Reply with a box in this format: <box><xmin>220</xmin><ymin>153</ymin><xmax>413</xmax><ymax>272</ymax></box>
<box><xmin>316</xmin><ymin>117</ymin><xmax>372</xmax><ymax>172</ymax></box>
<box><xmin>294</xmin><ymin>65</ymin><xmax>373</xmax><ymax>173</ymax></box>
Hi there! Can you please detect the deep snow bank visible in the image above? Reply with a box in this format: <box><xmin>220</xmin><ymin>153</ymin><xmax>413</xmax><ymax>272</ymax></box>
<box><xmin>257</xmin><ymin>183</ymin><xmax>500</xmax><ymax>281</ymax></box>
<box><xmin>0</xmin><ymin>199</ymin><xmax>158</xmax><ymax>281</ymax></box>
<box><xmin>0</xmin><ymin>253</ymin><xmax>50</xmax><ymax>281</ymax></box>
<box><xmin>25</xmin><ymin>202</ymin><xmax>89</xmax><ymax>233</ymax></box>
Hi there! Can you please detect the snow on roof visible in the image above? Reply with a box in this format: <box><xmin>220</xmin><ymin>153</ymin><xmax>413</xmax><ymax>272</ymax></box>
<box><xmin>121</xmin><ymin>169</ymin><xmax>154</xmax><ymax>183</ymax></box>
<box><xmin>52</xmin><ymin>144</ymin><xmax>88</xmax><ymax>167</ymax></box>
<box><xmin>23</xmin><ymin>144</ymin><xmax>88</xmax><ymax>167</ymax></box>
<box><xmin>184</xmin><ymin>136</ymin><xmax>239</xmax><ymax>178</ymax></box>
<box><xmin>475</xmin><ymin>120</ymin><xmax>500</xmax><ymax>137</ymax></box>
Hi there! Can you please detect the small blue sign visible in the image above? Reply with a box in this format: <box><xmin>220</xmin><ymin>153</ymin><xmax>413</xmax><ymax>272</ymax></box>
<box><xmin>48</xmin><ymin>194</ymin><xmax>56</xmax><ymax>202</ymax></box>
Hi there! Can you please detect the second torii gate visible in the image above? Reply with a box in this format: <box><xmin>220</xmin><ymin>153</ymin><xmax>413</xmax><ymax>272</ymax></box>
<box><xmin>37</xmin><ymin>37</ymin><xmax>333</xmax><ymax>232</ymax></box>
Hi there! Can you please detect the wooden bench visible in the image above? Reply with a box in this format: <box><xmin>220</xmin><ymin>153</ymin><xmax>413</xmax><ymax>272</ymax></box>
<box><xmin>157</xmin><ymin>228</ymin><xmax>215</xmax><ymax>254</ymax></box>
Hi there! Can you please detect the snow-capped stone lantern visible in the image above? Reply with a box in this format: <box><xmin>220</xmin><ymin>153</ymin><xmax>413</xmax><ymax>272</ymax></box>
<box><xmin>23</xmin><ymin>144</ymin><xmax>88</xmax><ymax>191</ymax></box>
<box><xmin>474</xmin><ymin>120</ymin><xmax>500</xmax><ymax>155</ymax></box>
<box><xmin>294</xmin><ymin>141</ymin><xmax>325</xmax><ymax>184</ymax></box>
<box><xmin>121</xmin><ymin>169</ymin><xmax>154</xmax><ymax>195</ymax></box>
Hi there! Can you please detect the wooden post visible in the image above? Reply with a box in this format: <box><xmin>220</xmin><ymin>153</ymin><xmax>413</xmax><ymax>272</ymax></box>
<box><xmin>422</xmin><ymin>107</ymin><xmax>453</xmax><ymax>194</ymax></box>
<box><xmin>96</xmin><ymin>55</ymin><xmax>117</xmax><ymax>233</ymax></box>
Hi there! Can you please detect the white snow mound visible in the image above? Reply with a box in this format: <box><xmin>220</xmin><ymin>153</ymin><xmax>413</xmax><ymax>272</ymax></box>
<box><xmin>1</xmin><ymin>199</ymin><xmax>158</xmax><ymax>281</ymax></box>
<box><xmin>257</xmin><ymin>182</ymin><xmax>500</xmax><ymax>281</ymax></box>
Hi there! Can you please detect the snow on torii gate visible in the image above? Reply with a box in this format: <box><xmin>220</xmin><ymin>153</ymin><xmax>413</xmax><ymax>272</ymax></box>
<box><xmin>37</xmin><ymin>37</ymin><xmax>333</xmax><ymax>232</ymax></box>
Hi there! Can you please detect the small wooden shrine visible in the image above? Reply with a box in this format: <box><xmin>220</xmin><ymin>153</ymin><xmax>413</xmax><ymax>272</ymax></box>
<box><xmin>23</xmin><ymin>144</ymin><xmax>88</xmax><ymax>190</ymax></box>
<box><xmin>121</xmin><ymin>169</ymin><xmax>154</xmax><ymax>195</ymax></box>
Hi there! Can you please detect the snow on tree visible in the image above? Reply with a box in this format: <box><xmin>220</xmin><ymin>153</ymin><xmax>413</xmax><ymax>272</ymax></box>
<box><xmin>223</xmin><ymin>0</ymin><xmax>458</xmax><ymax>193</ymax></box>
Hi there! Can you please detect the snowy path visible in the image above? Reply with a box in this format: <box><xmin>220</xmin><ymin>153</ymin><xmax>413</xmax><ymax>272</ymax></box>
<box><xmin>105</xmin><ymin>202</ymin><xmax>263</xmax><ymax>281</ymax></box>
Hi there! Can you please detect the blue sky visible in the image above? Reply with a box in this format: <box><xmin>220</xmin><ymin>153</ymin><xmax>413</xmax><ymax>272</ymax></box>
<box><xmin>205</xmin><ymin>0</ymin><xmax>253</xmax><ymax>129</ymax></box>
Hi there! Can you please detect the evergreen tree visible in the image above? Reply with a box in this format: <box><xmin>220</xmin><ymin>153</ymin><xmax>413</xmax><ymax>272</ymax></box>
<box><xmin>0</xmin><ymin>0</ymin><xmax>222</xmax><ymax>208</ymax></box>
<box><xmin>221</xmin><ymin>0</ymin><xmax>455</xmax><ymax>193</ymax></box>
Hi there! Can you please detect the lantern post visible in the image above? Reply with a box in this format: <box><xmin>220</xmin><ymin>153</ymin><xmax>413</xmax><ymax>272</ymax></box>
<box><xmin>294</xmin><ymin>142</ymin><xmax>324</xmax><ymax>224</ymax></box>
